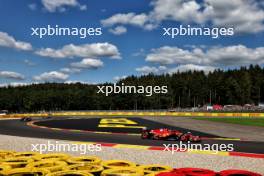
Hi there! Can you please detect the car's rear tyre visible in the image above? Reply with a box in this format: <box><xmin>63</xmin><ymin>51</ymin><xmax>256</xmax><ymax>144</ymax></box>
<box><xmin>141</xmin><ymin>132</ymin><xmax>149</xmax><ymax>139</ymax></box>
<box><xmin>180</xmin><ymin>134</ymin><xmax>188</xmax><ymax>142</ymax></box>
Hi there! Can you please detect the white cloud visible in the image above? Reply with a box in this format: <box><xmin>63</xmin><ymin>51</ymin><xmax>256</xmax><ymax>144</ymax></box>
<box><xmin>101</xmin><ymin>13</ymin><xmax>147</xmax><ymax>26</ymax></box>
<box><xmin>113</xmin><ymin>75</ymin><xmax>127</xmax><ymax>82</ymax></box>
<box><xmin>109</xmin><ymin>26</ymin><xmax>127</xmax><ymax>35</ymax></box>
<box><xmin>33</xmin><ymin>71</ymin><xmax>69</xmax><ymax>82</ymax></box>
<box><xmin>0</xmin><ymin>32</ymin><xmax>32</xmax><ymax>51</ymax></box>
<box><xmin>0</xmin><ymin>71</ymin><xmax>25</xmax><ymax>80</ymax></box>
<box><xmin>136</xmin><ymin>66</ymin><xmax>167</xmax><ymax>74</ymax></box>
<box><xmin>168</xmin><ymin>64</ymin><xmax>217</xmax><ymax>74</ymax></box>
<box><xmin>150</xmin><ymin>0</ymin><xmax>208</xmax><ymax>24</ymax></box>
<box><xmin>204</xmin><ymin>0</ymin><xmax>264</xmax><ymax>33</ymax></box>
<box><xmin>0</xmin><ymin>82</ymin><xmax>34</xmax><ymax>88</ymax></box>
<box><xmin>146</xmin><ymin>45</ymin><xmax>264</xmax><ymax>66</ymax></box>
<box><xmin>146</xmin><ymin>46</ymin><xmax>200</xmax><ymax>65</ymax></box>
<box><xmin>101</xmin><ymin>13</ymin><xmax>154</xmax><ymax>30</ymax></box>
<box><xmin>60</xmin><ymin>67</ymin><xmax>81</xmax><ymax>74</ymax></box>
<box><xmin>41</xmin><ymin>0</ymin><xmax>87</xmax><ymax>12</ymax></box>
<box><xmin>35</xmin><ymin>43</ymin><xmax>121</xmax><ymax>59</ymax></box>
<box><xmin>64</xmin><ymin>80</ymin><xmax>92</xmax><ymax>84</ymax></box>
<box><xmin>102</xmin><ymin>0</ymin><xmax>264</xmax><ymax>34</ymax></box>
<box><xmin>70</xmin><ymin>58</ymin><xmax>103</xmax><ymax>69</ymax></box>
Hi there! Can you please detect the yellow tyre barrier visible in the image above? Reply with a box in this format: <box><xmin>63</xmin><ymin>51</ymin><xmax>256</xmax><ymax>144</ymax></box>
<box><xmin>13</xmin><ymin>152</ymin><xmax>39</xmax><ymax>159</ymax></box>
<box><xmin>26</xmin><ymin>160</ymin><xmax>68</xmax><ymax>172</ymax></box>
<box><xmin>1</xmin><ymin>157</ymin><xmax>33</xmax><ymax>168</ymax></box>
<box><xmin>102</xmin><ymin>160</ymin><xmax>136</xmax><ymax>169</ymax></box>
<box><xmin>33</xmin><ymin>153</ymin><xmax>70</xmax><ymax>161</ymax></box>
<box><xmin>0</xmin><ymin>151</ymin><xmax>14</xmax><ymax>160</ymax></box>
<box><xmin>144</xmin><ymin>174</ymin><xmax>155</xmax><ymax>176</ymax></box>
<box><xmin>0</xmin><ymin>164</ymin><xmax>11</xmax><ymax>172</ymax></box>
<box><xmin>137</xmin><ymin>164</ymin><xmax>172</xmax><ymax>174</ymax></box>
<box><xmin>65</xmin><ymin>163</ymin><xmax>104</xmax><ymax>175</ymax></box>
<box><xmin>67</xmin><ymin>156</ymin><xmax>101</xmax><ymax>165</ymax></box>
<box><xmin>3</xmin><ymin>168</ymin><xmax>50</xmax><ymax>176</ymax></box>
<box><xmin>0</xmin><ymin>150</ymin><xmax>262</xmax><ymax>176</ymax></box>
<box><xmin>101</xmin><ymin>168</ymin><xmax>144</xmax><ymax>176</ymax></box>
<box><xmin>46</xmin><ymin>170</ymin><xmax>94</xmax><ymax>176</ymax></box>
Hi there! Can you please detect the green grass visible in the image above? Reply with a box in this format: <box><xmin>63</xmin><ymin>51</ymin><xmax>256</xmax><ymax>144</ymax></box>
<box><xmin>193</xmin><ymin>117</ymin><xmax>264</xmax><ymax>127</ymax></box>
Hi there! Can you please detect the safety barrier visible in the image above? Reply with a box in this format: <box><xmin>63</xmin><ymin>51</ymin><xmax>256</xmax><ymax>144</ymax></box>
<box><xmin>155</xmin><ymin>168</ymin><xmax>262</xmax><ymax>176</ymax></box>
<box><xmin>1</xmin><ymin>111</ymin><xmax>264</xmax><ymax>118</ymax></box>
<box><xmin>0</xmin><ymin>150</ymin><xmax>262</xmax><ymax>176</ymax></box>
<box><xmin>33</xmin><ymin>153</ymin><xmax>70</xmax><ymax>161</ymax></box>
<box><xmin>137</xmin><ymin>165</ymin><xmax>172</xmax><ymax>174</ymax></box>
<box><xmin>67</xmin><ymin>156</ymin><xmax>102</xmax><ymax>165</ymax></box>
<box><xmin>102</xmin><ymin>160</ymin><xmax>137</xmax><ymax>169</ymax></box>
<box><xmin>65</xmin><ymin>164</ymin><xmax>104</xmax><ymax>175</ymax></box>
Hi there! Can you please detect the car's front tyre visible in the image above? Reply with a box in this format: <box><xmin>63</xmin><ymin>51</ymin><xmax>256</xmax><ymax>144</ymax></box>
<box><xmin>141</xmin><ymin>131</ymin><xmax>149</xmax><ymax>139</ymax></box>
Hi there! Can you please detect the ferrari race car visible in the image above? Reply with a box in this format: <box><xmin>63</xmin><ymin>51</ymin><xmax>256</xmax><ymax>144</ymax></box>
<box><xmin>141</xmin><ymin>128</ymin><xmax>201</xmax><ymax>142</ymax></box>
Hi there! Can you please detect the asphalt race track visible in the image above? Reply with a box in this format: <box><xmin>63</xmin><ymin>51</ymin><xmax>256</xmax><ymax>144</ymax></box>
<box><xmin>34</xmin><ymin>118</ymin><xmax>219</xmax><ymax>137</ymax></box>
<box><xmin>0</xmin><ymin>117</ymin><xmax>263</xmax><ymax>154</ymax></box>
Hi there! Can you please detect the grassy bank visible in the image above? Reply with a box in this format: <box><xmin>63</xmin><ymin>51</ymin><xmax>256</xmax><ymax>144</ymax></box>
<box><xmin>193</xmin><ymin>117</ymin><xmax>264</xmax><ymax>127</ymax></box>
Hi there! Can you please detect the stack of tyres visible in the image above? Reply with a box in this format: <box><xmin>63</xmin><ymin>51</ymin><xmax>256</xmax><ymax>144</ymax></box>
<box><xmin>65</xmin><ymin>164</ymin><xmax>104</xmax><ymax>176</ymax></box>
<box><xmin>0</xmin><ymin>150</ymin><xmax>262</xmax><ymax>176</ymax></box>
<box><xmin>102</xmin><ymin>160</ymin><xmax>137</xmax><ymax>169</ymax></box>
<box><xmin>154</xmin><ymin>172</ymin><xmax>185</xmax><ymax>176</ymax></box>
<box><xmin>219</xmin><ymin>170</ymin><xmax>262</xmax><ymax>176</ymax></box>
<box><xmin>65</xmin><ymin>156</ymin><xmax>103</xmax><ymax>176</ymax></box>
<box><xmin>47</xmin><ymin>170</ymin><xmax>94</xmax><ymax>176</ymax></box>
<box><xmin>0</xmin><ymin>151</ymin><xmax>13</xmax><ymax>160</ymax></box>
<box><xmin>0</xmin><ymin>165</ymin><xmax>11</xmax><ymax>176</ymax></box>
<box><xmin>27</xmin><ymin>160</ymin><xmax>68</xmax><ymax>172</ymax></box>
<box><xmin>138</xmin><ymin>165</ymin><xmax>172</xmax><ymax>175</ymax></box>
<box><xmin>0</xmin><ymin>150</ymin><xmax>14</xmax><ymax>175</ymax></box>
<box><xmin>174</xmin><ymin>168</ymin><xmax>217</xmax><ymax>176</ymax></box>
<box><xmin>33</xmin><ymin>153</ymin><xmax>70</xmax><ymax>161</ymax></box>
<box><xmin>101</xmin><ymin>160</ymin><xmax>143</xmax><ymax>176</ymax></box>
<box><xmin>0</xmin><ymin>165</ymin><xmax>11</xmax><ymax>172</ymax></box>
<box><xmin>1</xmin><ymin>157</ymin><xmax>34</xmax><ymax>169</ymax></box>
<box><xmin>3</xmin><ymin>168</ymin><xmax>50</xmax><ymax>176</ymax></box>
<box><xmin>67</xmin><ymin>156</ymin><xmax>102</xmax><ymax>165</ymax></box>
<box><xmin>155</xmin><ymin>168</ymin><xmax>262</xmax><ymax>176</ymax></box>
<box><xmin>101</xmin><ymin>168</ymin><xmax>144</xmax><ymax>176</ymax></box>
<box><xmin>13</xmin><ymin>152</ymin><xmax>39</xmax><ymax>158</ymax></box>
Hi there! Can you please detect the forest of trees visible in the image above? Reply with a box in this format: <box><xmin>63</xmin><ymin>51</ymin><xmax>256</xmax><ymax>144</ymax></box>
<box><xmin>0</xmin><ymin>65</ymin><xmax>263</xmax><ymax>112</ymax></box>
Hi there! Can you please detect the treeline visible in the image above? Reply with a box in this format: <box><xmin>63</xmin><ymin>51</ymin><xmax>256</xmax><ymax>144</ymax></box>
<box><xmin>0</xmin><ymin>65</ymin><xmax>263</xmax><ymax>112</ymax></box>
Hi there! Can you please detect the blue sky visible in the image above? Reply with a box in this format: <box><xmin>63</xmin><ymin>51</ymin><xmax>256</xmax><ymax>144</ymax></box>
<box><xmin>0</xmin><ymin>0</ymin><xmax>264</xmax><ymax>86</ymax></box>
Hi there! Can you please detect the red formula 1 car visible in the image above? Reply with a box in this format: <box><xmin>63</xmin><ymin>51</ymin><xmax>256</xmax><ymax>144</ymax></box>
<box><xmin>141</xmin><ymin>128</ymin><xmax>201</xmax><ymax>142</ymax></box>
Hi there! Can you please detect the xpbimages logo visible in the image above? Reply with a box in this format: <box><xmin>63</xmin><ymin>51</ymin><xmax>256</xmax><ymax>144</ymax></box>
<box><xmin>31</xmin><ymin>141</ymin><xmax>102</xmax><ymax>154</ymax></box>
<box><xmin>97</xmin><ymin>83</ymin><xmax>168</xmax><ymax>96</ymax></box>
<box><xmin>163</xmin><ymin>142</ymin><xmax>234</xmax><ymax>154</ymax></box>
<box><xmin>31</xmin><ymin>25</ymin><xmax>102</xmax><ymax>39</ymax></box>
<box><xmin>163</xmin><ymin>25</ymin><xmax>234</xmax><ymax>39</ymax></box>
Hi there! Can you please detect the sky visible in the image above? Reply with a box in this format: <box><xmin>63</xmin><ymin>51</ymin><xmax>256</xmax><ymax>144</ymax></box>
<box><xmin>0</xmin><ymin>0</ymin><xmax>264</xmax><ymax>86</ymax></box>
